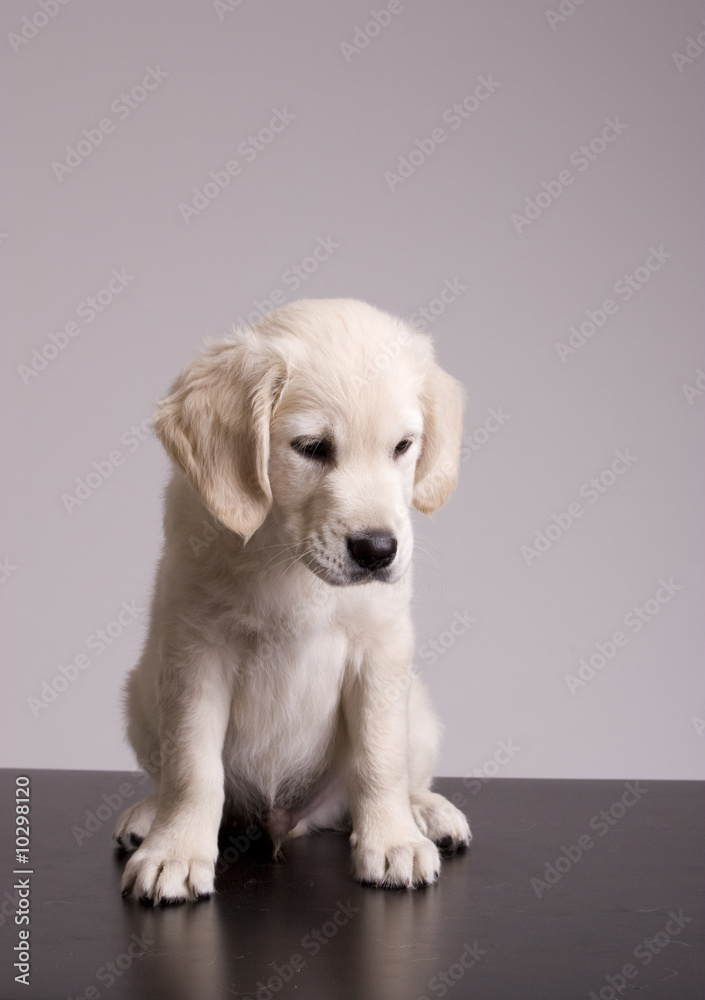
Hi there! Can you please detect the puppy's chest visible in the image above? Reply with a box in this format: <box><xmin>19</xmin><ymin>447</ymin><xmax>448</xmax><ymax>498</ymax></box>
<box><xmin>224</xmin><ymin>621</ymin><xmax>348</xmax><ymax>763</ymax></box>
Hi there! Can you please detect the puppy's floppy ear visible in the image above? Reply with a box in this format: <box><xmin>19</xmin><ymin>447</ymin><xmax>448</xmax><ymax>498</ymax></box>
<box><xmin>153</xmin><ymin>340</ymin><xmax>286</xmax><ymax>541</ymax></box>
<box><xmin>413</xmin><ymin>360</ymin><xmax>465</xmax><ymax>515</ymax></box>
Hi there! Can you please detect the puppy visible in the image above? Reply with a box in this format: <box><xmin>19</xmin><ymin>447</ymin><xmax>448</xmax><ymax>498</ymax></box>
<box><xmin>116</xmin><ymin>298</ymin><xmax>471</xmax><ymax>902</ymax></box>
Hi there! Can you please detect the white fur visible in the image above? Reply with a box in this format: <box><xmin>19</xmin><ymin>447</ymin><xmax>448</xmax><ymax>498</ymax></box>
<box><xmin>116</xmin><ymin>298</ymin><xmax>470</xmax><ymax>902</ymax></box>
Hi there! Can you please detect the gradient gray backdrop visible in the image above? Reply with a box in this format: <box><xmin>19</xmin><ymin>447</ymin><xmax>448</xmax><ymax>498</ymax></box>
<box><xmin>2</xmin><ymin>0</ymin><xmax>703</xmax><ymax>778</ymax></box>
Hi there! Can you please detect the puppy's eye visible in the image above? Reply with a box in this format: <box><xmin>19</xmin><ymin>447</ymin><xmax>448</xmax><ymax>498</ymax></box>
<box><xmin>394</xmin><ymin>439</ymin><xmax>413</xmax><ymax>458</ymax></box>
<box><xmin>291</xmin><ymin>438</ymin><xmax>333</xmax><ymax>463</ymax></box>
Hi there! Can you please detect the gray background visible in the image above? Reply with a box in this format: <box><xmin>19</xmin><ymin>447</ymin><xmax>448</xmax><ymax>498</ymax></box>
<box><xmin>2</xmin><ymin>0</ymin><xmax>703</xmax><ymax>779</ymax></box>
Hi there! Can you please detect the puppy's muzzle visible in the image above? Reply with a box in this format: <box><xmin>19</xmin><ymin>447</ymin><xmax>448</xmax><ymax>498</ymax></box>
<box><xmin>346</xmin><ymin>531</ymin><xmax>397</xmax><ymax>572</ymax></box>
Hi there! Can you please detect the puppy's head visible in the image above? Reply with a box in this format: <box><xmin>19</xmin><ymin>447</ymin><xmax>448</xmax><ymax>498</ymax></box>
<box><xmin>153</xmin><ymin>299</ymin><xmax>464</xmax><ymax>585</ymax></box>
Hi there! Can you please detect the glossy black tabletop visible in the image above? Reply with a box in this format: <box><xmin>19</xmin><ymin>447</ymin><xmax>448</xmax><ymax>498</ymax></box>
<box><xmin>0</xmin><ymin>771</ymin><xmax>702</xmax><ymax>1000</ymax></box>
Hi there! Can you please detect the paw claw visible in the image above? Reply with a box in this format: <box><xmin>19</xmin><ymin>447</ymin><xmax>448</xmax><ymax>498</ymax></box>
<box><xmin>121</xmin><ymin>844</ymin><xmax>216</xmax><ymax>903</ymax></box>
<box><xmin>352</xmin><ymin>830</ymin><xmax>440</xmax><ymax>889</ymax></box>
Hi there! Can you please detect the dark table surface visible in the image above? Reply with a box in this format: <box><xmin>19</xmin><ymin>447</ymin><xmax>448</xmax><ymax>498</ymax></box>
<box><xmin>0</xmin><ymin>770</ymin><xmax>702</xmax><ymax>1000</ymax></box>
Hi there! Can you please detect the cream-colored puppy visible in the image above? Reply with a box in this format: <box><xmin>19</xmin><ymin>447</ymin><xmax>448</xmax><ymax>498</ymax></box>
<box><xmin>116</xmin><ymin>298</ymin><xmax>470</xmax><ymax>902</ymax></box>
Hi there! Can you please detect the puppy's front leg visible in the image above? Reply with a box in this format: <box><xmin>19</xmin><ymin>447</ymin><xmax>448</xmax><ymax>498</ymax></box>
<box><xmin>121</xmin><ymin>654</ymin><xmax>230</xmax><ymax>903</ymax></box>
<box><xmin>344</xmin><ymin>642</ymin><xmax>440</xmax><ymax>889</ymax></box>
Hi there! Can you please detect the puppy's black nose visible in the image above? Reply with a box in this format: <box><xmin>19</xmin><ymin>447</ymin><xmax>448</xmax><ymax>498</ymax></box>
<box><xmin>347</xmin><ymin>531</ymin><xmax>398</xmax><ymax>571</ymax></box>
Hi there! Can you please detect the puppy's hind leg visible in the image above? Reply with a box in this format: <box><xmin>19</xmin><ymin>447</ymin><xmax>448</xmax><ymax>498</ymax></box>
<box><xmin>114</xmin><ymin>796</ymin><xmax>158</xmax><ymax>852</ymax></box>
<box><xmin>407</xmin><ymin>673</ymin><xmax>471</xmax><ymax>850</ymax></box>
<box><xmin>115</xmin><ymin>656</ymin><xmax>162</xmax><ymax>852</ymax></box>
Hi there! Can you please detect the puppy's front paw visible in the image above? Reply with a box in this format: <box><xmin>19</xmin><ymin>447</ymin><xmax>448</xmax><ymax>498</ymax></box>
<box><xmin>351</xmin><ymin>828</ymin><xmax>440</xmax><ymax>889</ymax></box>
<box><xmin>121</xmin><ymin>839</ymin><xmax>216</xmax><ymax>904</ymax></box>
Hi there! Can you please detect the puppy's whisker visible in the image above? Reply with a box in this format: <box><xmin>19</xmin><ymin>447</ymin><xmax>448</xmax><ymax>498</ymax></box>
<box><xmin>412</xmin><ymin>532</ymin><xmax>443</xmax><ymax>565</ymax></box>
<box><xmin>264</xmin><ymin>551</ymin><xmax>300</xmax><ymax>577</ymax></box>
<box><xmin>257</xmin><ymin>538</ymin><xmax>311</xmax><ymax>574</ymax></box>
<box><xmin>412</xmin><ymin>541</ymin><xmax>444</xmax><ymax>579</ymax></box>
<box><xmin>255</xmin><ymin>540</ymin><xmax>296</xmax><ymax>560</ymax></box>
<box><xmin>259</xmin><ymin>547</ymin><xmax>298</xmax><ymax>573</ymax></box>
<box><xmin>267</xmin><ymin>539</ymin><xmax>313</xmax><ymax>585</ymax></box>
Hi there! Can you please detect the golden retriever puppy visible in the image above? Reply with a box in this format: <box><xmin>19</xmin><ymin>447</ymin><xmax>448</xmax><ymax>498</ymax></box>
<box><xmin>116</xmin><ymin>298</ymin><xmax>470</xmax><ymax>902</ymax></box>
